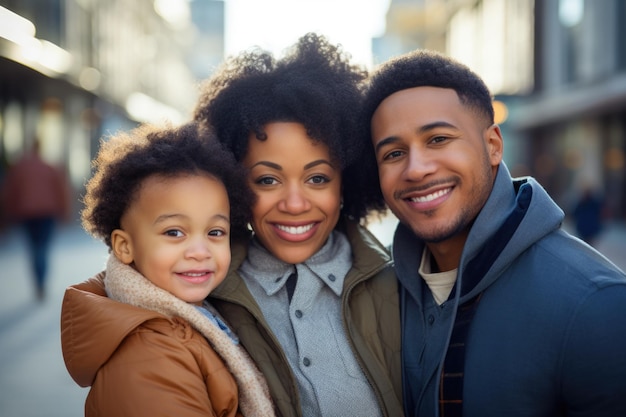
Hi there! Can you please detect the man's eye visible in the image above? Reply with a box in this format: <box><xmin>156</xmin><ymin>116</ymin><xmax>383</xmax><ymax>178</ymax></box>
<box><xmin>383</xmin><ymin>150</ymin><xmax>404</xmax><ymax>160</ymax></box>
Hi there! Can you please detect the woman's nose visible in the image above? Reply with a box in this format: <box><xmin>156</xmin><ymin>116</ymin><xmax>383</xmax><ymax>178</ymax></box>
<box><xmin>278</xmin><ymin>184</ymin><xmax>311</xmax><ymax>213</ymax></box>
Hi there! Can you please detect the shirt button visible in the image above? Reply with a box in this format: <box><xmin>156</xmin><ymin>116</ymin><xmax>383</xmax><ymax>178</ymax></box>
<box><xmin>303</xmin><ymin>357</ymin><xmax>311</xmax><ymax>367</ymax></box>
<box><xmin>428</xmin><ymin>315</ymin><xmax>435</xmax><ymax>325</ymax></box>
<box><xmin>295</xmin><ymin>310</ymin><xmax>303</xmax><ymax>318</ymax></box>
<box><xmin>328</xmin><ymin>274</ymin><xmax>336</xmax><ymax>282</ymax></box>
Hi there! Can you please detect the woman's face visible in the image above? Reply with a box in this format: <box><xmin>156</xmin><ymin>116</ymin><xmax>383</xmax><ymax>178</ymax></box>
<box><xmin>242</xmin><ymin>122</ymin><xmax>342</xmax><ymax>264</ymax></box>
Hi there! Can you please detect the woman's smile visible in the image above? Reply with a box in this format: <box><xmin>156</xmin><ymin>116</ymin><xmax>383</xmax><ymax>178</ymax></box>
<box><xmin>273</xmin><ymin>221</ymin><xmax>320</xmax><ymax>242</ymax></box>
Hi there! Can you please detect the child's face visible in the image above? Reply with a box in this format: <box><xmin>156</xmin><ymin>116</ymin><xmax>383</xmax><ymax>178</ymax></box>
<box><xmin>111</xmin><ymin>174</ymin><xmax>231</xmax><ymax>305</ymax></box>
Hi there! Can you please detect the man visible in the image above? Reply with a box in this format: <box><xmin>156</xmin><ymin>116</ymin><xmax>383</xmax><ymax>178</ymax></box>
<box><xmin>362</xmin><ymin>50</ymin><xmax>626</xmax><ymax>417</ymax></box>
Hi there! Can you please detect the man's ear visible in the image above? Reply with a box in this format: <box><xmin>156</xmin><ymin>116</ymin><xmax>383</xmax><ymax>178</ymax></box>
<box><xmin>485</xmin><ymin>124</ymin><xmax>504</xmax><ymax>167</ymax></box>
<box><xmin>111</xmin><ymin>229</ymin><xmax>134</xmax><ymax>265</ymax></box>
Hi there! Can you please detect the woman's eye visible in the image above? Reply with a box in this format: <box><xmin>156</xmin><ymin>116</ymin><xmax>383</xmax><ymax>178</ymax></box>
<box><xmin>164</xmin><ymin>229</ymin><xmax>183</xmax><ymax>237</ymax></box>
<box><xmin>256</xmin><ymin>176</ymin><xmax>278</xmax><ymax>185</ymax></box>
<box><xmin>431</xmin><ymin>135</ymin><xmax>448</xmax><ymax>144</ymax></box>
<box><xmin>308</xmin><ymin>175</ymin><xmax>329</xmax><ymax>184</ymax></box>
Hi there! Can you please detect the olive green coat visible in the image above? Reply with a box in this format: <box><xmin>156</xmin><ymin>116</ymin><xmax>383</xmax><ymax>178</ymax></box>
<box><xmin>209</xmin><ymin>219</ymin><xmax>404</xmax><ymax>417</ymax></box>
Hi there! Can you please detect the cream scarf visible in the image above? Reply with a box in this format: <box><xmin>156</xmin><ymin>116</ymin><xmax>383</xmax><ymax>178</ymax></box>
<box><xmin>104</xmin><ymin>255</ymin><xmax>275</xmax><ymax>417</ymax></box>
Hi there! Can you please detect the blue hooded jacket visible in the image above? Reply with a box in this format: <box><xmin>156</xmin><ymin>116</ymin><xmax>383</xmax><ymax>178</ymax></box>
<box><xmin>394</xmin><ymin>162</ymin><xmax>626</xmax><ymax>417</ymax></box>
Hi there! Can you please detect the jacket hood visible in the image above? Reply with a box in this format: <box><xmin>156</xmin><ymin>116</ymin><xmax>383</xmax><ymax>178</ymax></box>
<box><xmin>60</xmin><ymin>273</ymin><xmax>166</xmax><ymax>387</ymax></box>
<box><xmin>393</xmin><ymin>162</ymin><xmax>565</xmax><ymax>304</ymax></box>
<box><xmin>458</xmin><ymin>162</ymin><xmax>564</xmax><ymax>301</ymax></box>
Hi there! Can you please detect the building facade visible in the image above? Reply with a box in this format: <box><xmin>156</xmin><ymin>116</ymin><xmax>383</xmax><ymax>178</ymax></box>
<box><xmin>0</xmin><ymin>0</ymin><xmax>224</xmax><ymax>217</ymax></box>
<box><xmin>512</xmin><ymin>0</ymin><xmax>626</xmax><ymax>220</ymax></box>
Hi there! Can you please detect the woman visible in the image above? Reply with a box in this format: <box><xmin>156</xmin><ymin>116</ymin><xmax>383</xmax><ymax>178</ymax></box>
<box><xmin>194</xmin><ymin>33</ymin><xmax>403</xmax><ymax>417</ymax></box>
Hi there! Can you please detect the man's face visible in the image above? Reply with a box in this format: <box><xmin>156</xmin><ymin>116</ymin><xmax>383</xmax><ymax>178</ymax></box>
<box><xmin>371</xmin><ymin>86</ymin><xmax>502</xmax><ymax>252</ymax></box>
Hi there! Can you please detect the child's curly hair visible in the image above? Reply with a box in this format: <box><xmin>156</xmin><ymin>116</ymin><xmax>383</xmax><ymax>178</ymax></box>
<box><xmin>193</xmin><ymin>32</ymin><xmax>386</xmax><ymax>221</ymax></box>
<box><xmin>81</xmin><ymin>122</ymin><xmax>255</xmax><ymax>248</ymax></box>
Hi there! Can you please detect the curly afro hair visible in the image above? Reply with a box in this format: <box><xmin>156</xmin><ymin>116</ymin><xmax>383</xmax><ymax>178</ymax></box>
<box><xmin>81</xmin><ymin>122</ymin><xmax>255</xmax><ymax>248</ymax></box>
<box><xmin>194</xmin><ymin>32</ymin><xmax>386</xmax><ymax>222</ymax></box>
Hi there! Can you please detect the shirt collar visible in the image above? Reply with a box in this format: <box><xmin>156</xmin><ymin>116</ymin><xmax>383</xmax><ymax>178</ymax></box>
<box><xmin>241</xmin><ymin>230</ymin><xmax>352</xmax><ymax>297</ymax></box>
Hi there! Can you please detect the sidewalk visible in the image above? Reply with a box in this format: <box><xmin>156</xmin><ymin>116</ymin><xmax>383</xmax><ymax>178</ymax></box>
<box><xmin>0</xmin><ymin>224</ymin><xmax>108</xmax><ymax>417</ymax></box>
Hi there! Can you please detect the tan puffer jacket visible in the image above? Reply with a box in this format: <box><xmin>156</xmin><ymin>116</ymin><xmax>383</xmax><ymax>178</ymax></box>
<box><xmin>61</xmin><ymin>256</ymin><xmax>275</xmax><ymax>417</ymax></box>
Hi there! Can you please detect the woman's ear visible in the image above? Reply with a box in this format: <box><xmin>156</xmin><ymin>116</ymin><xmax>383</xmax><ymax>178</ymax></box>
<box><xmin>111</xmin><ymin>229</ymin><xmax>134</xmax><ymax>265</ymax></box>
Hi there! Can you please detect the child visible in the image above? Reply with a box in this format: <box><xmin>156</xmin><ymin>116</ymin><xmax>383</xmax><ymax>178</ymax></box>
<box><xmin>60</xmin><ymin>122</ymin><xmax>274</xmax><ymax>417</ymax></box>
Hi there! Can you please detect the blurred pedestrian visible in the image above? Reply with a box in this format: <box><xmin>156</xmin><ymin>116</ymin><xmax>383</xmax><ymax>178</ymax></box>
<box><xmin>1</xmin><ymin>139</ymin><xmax>71</xmax><ymax>301</ymax></box>
<box><xmin>572</xmin><ymin>185</ymin><xmax>605</xmax><ymax>246</ymax></box>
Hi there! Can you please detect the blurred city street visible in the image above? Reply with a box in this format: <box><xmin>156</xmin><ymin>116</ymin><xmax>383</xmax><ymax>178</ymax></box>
<box><xmin>0</xmin><ymin>223</ymin><xmax>107</xmax><ymax>417</ymax></box>
<box><xmin>0</xmin><ymin>219</ymin><xmax>625</xmax><ymax>417</ymax></box>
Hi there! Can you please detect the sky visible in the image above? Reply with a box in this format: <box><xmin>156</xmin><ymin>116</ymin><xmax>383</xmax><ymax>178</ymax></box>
<box><xmin>223</xmin><ymin>0</ymin><xmax>391</xmax><ymax>68</ymax></box>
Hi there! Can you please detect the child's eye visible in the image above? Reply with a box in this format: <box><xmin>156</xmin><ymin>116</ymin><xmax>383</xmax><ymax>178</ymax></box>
<box><xmin>208</xmin><ymin>229</ymin><xmax>227</xmax><ymax>237</ymax></box>
<box><xmin>164</xmin><ymin>229</ymin><xmax>183</xmax><ymax>237</ymax></box>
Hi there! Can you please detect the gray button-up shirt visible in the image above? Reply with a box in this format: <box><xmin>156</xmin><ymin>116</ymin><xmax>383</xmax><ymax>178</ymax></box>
<box><xmin>240</xmin><ymin>231</ymin><xmax>382</xmax><ymax>417</ymax></box>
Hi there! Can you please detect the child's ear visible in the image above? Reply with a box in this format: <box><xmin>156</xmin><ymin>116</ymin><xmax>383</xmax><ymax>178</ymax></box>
<box><xmin>111</xmin><ymin>229</ymin><xmax>134</xmax><ymax>265</ymax></box>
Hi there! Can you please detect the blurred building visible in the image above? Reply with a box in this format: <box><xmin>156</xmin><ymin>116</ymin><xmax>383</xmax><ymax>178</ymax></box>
<box><xmin>0</xmin><ymin>0</ymin><xmax>225</xmax><ymax>210</ymax></box>
<box><xmin>374</xmin><ymin>0</ymin><xmax>626</xmax><ymax>221</ymax></box>
<box><xmin>513</xmin><ymin>0</ymin><xmax>626</xmax><ymax>221</ymax></box>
